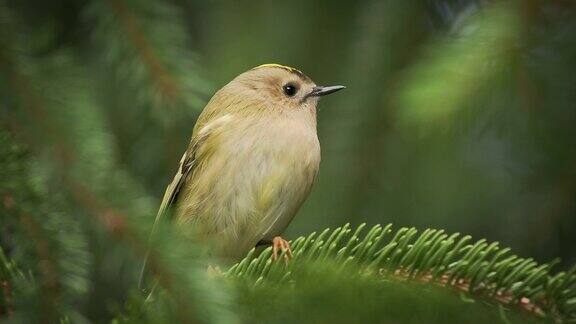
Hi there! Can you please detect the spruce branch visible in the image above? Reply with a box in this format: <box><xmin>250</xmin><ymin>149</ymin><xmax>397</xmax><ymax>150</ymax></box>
<box><xmin>82</xmin><ymin>0</ymin><xmax>210</xmax><ymax>121</ymax></box>
<box><xmin>1</xmin><ymin>195</ymin><xmax>62</xmax><ymax>322</ymax></box>
<box><xmin>0</xmin><ymin>246</ymin><xmax>24</xmax><ymax>318</ymax></box>
<box><xmin>0</xmin><ymin>10</ymin><xmax>234</xmax><ymax>317</ymax></box>
<box><xmin>0</xmin><ymin>74</ymin><xmax>233</xmax><ymax>324</ymax></box>
<box><xmin>105</xmin><ymin>0</ymin><xmax>180</xmax><ymax>103</ymax></box>
<box><xmin>228</xmin><ymin>223</ymin><xmax>576</xmax><ymax>322</ymax></box>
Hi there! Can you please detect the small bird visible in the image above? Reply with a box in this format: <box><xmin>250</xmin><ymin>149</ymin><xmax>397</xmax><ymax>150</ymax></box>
<box><xmin>149</xmin><ymin>64</ymin><xmax>344</xmax><ymax>265</ymax></box>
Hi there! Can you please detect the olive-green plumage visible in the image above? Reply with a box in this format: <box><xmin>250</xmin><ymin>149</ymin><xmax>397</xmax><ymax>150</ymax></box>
<box><xmin>153</xmin><ymin>64</ymin><xmax>344</xmax><ymax>261</ymax></box>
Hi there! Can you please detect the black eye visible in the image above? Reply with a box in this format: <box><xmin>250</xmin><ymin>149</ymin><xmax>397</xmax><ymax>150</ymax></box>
<box><xmin>282</xmin><ymin>83</ymin><xmax>298</xmax><ymax>97</ymax></box>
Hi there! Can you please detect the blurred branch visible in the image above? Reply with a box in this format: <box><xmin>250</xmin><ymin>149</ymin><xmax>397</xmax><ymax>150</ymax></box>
<box><xmin>83</xmin><ymin>0</ymin><xmax>210</xmax><ymax>119</ymax></box>
<box><xmin>0</xmin><ymin>4</ymin><xmax>231</xmax><ymax>320</ymax></box>
<box><xmin>0</xmin><ymin>246</ymin><xmax>22</xmax><ymax>318</ymax></box>
<box><xmin>1</xmin><ymin>194</ymin><xmax>61</xmax><ymax>322</ymax></box>
<box><xmin>65</xmin><ymin>180</ymin><xmax>195</xmax><ymax>323</ymax></box>
<box><xmin>0</xmin><ymin>57</ymin><xmax>201</xmax><ymax>323</ymax></box>
<box><xmin>105</xmin><ymin>0</ymin><xmax>179</xmax><ymax>104</ymax></box>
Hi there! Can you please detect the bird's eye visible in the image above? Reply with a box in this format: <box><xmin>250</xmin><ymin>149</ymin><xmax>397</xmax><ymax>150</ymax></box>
<box><xmin>282</xmin><ymin>83</ymin><xmax>298</xmax><ymax>97</ymax></box>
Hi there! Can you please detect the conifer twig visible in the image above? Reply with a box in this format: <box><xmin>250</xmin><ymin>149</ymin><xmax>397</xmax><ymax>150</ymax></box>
<box><xmin>229</xmin><ymin>223</ymin><xmax>576</xmax><ymax>322</ymax></box>
<box><xmin>105</xmin><ymin>0</ymin><xmax>180</xmax><ymax>103</ymax></box>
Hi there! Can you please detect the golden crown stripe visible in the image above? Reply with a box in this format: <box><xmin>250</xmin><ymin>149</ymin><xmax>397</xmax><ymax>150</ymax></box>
<box><xmin>253</xmin><ymin>63</ymin><xmax>303</xmax><ymax>74</ymax></box>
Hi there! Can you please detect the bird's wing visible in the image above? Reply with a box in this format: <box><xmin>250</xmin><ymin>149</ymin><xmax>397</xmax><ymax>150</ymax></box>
<box><xmin>138</xmin><ymin>127</ymin><xmax>210</xmax><ymax>289</ymax></box>
<box><xmin>152</xmin><ymin>109</ymin><xmax>226</xmax><ymax>226</ymax></box>
<box><xmin>154</xmin><ymin>149</ymin><xmax>195</xmax><ymax>225</ymax></box>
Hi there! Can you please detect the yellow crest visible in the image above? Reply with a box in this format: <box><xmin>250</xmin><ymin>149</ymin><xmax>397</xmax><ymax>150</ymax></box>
<box><xmin>252</xmin><ymin>63</ymin><xmax>309</xmax><ymax>80</ymax></box>
<box><xmin>252</xmin><ymin>63</ymin><xmax>303</xmax><ymax>74</ymax></box>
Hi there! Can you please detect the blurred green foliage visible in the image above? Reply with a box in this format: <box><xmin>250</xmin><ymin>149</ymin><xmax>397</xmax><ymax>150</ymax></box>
<box><xmin>233</xmin><ymin>263</ymin><xmax>541</xmax><ymax>324</ymax></box>
<box><xmin>1</xmin><ymin>0</ymin><xmax>576</xmax><ymax>322</ymax></box>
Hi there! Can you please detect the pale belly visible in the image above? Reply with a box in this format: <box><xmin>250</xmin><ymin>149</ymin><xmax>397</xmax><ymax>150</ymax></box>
<box><xmin>176</xmin><ymin>119</ymin><xmax>320</xmax><ymax>260</ymax></box>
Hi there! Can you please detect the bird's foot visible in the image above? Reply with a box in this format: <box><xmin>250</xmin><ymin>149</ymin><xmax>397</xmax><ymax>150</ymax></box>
<box><xmin>272</xmin><ymin>236</ymin><xmax>292</xmax><ymax>263</ymax></box>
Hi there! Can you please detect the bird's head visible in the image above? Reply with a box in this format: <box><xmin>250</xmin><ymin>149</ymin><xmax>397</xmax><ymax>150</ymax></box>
<box><xmin>218</xmin><ymin>64</ymin><xmax>345</xmax><ymax>115</ymax></box>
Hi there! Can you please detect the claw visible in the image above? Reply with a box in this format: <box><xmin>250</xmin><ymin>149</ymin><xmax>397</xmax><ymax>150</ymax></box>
<box><xmin>271</xmin><ymin>236</ymin><xmax>292</xmax><ymax>263</ymax></box>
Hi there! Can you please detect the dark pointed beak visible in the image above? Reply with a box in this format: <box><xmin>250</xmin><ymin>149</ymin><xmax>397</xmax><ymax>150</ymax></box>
<box><xmin>308</xmin><ymin>85</ymin><xmax>346</xmax><ymax>97</ymax></box>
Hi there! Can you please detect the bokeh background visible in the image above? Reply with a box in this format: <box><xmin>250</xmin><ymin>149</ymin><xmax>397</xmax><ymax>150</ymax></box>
<box><xmin>2</xmin><ymin>0</ymin><xmax>575</xmax><ymax>272</ymax></box>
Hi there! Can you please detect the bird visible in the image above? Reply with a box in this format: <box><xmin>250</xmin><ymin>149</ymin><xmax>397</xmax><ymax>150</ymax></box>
<box><xmin>144</xmin><ymin>64</ymin><xmax>345</xmax><ymax>275</ymax></box>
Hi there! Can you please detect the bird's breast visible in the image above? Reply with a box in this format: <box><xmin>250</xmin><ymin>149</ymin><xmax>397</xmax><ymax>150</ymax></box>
<box><xmin>178</xmin><ymin>114</ymin><xmax>320</xmax><ymax>258</ymax></box>
<box><xmin>215</xmin><ymin>117</ymin><xmax>320</xmax><ymax>249</ymax></box>
<box><xmin>222</xmin><ymin>116</ymin><xmax>321</xmax><ymax>209</ymax></box>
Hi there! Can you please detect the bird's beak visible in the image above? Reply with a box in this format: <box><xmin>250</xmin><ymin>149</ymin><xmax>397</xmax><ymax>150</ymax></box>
<box><xmin>308</xmin><ymin>85</ymin><xmax>346</xmax><ymax>97</ymax></box>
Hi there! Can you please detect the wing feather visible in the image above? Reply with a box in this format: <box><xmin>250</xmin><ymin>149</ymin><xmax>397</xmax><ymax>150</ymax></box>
<box><xmin>138</xmin><ymin>113</ymin><xmax>229</xmax><ymax>289</ymax></box>
<box><xmin>154</xmin><ymin>151</ymin><xmax>193</xmax><ymax>225</ymax></box>
<box><xmin>138</xmin><ymin>132</ymin><xmax>205</xmax><ymax>289</ymax></box>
